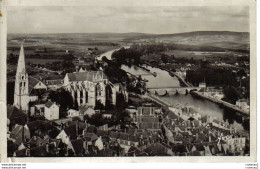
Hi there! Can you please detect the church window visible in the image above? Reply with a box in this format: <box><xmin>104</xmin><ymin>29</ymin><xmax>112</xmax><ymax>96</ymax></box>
<box><xmin>80</xmin><ymin>99</ymin><xmax>83</xmax><ymax>104</ymax></box>
<box><xmin>20</xmin><ymin>82</ymin><xmax>22</xmax><ymax>88</ymax></box>
<box><xmin>86</xmin><ymin>92</ymin><xmax>88</xmax><ymax>103</ymax></box>
<box><xmin>80</xmin><ymin>90</ymin><xmax>83</xmax><ymax>98</ymax></box>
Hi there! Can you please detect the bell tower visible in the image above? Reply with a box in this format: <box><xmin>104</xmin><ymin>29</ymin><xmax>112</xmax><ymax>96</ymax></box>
<box><xmin>14</xmin><ymin>44</ymin><xmax>29</xmax><ymax>113</ymax></box>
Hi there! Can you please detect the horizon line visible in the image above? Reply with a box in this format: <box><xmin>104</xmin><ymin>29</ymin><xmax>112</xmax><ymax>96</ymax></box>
<box><xmin>7</xmin><ymin>30</ymin><xmax>250</xmax><ymax>35</ymax></box>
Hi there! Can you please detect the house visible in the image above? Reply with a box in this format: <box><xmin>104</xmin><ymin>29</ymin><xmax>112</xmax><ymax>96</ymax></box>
<box><xmin>199</xmin><ymin>82</ymin><xmax>206</xmax><ymax>88</ymax></box>
<box><xmin>236</xmin><ymin>99</ymin><xmax>249</xmax><ymax>111</ymax></box>
<box><xmin>28</xmin><ymin>136</ymin><xmax>45</xmax><ymax>148</ymax></box>
<box><xmin>56</xmin><ymin>124</ymin><xmax>79</xmax><ymax>146</ymax></box>
<box><xmin>117</xmin><ymin>133</ymin><xmax>139</xmax><ymax>147</ymax></box>
<box><xmin>79</xmin><ymin>105</ymin><xmax>96</xmax><ymax>117</ymax></box>
<box><xmin>137</xmin><ymin>106</ymin><xmax>156</xmax><ymax>116</ymax></box>
<box><xmin>45</xmin><ymin>79</ymin><xmax>64</xmax><ymax>90</ymax></box>
<box><xmin>223</xmin><ymin>136</ymin><xmax>246</xmax><ymax>154</ymax></box>
<box><xmin>144</xmin><ymin>143</ymin><xmax>174</xmax><ymax>156</ymax></box>
<box><xmin>27</xmin><ymin>76</ymin><xmax>48</xmax><ymax>103</ymax></box>
<box><xmin>7</xmin><ymin>105</ymin><xmax>27</xmax><ymax>131</ymax></box>
<box><xmin>30</xmin><ymin>104</ymin><xmax>45</xmax><ymax>116</ymax></box>
<box><xmin>102</xmin><ymin>113</ymin><xmax>112</xmax><ymax>119</ymax></box>
<box><xmin>44</xmin><ymin>101</ymin><xmax>60</xmax><ymax>120</ymax></box>
<box><xmin>27</xmin><ymin>120</ymin><xmax>59</xmax><ymax>139</ymax></box>
<box><xmin>67</xmin><ymin>109</ymin><xmax>80</xmax><ymax>118</ymax></box>
<box><xmin>132</xmin><ymin>106</ymin><xmax>161</xmax><ymax>131</ymax></box>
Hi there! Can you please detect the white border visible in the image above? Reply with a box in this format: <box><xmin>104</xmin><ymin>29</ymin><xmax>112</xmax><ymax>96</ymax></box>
<box><xmin>0</xmin><ymin>0</ymin><xmax>257</xmax><ymax>163</ymax></box>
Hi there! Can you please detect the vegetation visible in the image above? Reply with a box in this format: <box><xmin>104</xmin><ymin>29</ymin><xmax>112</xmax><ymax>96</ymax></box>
<box><xmin>48</xmin><ymin>88</ymin><xmax>74</xmax><ymax>118</ymax></box>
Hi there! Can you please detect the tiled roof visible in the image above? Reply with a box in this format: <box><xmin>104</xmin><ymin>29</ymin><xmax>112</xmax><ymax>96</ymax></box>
<box><xmin>167</xmin><ymin>112</ymin><xmax>179</xmax><ymax>119</ymax></box>
<box><xmin>86</xmin><ymin>125</ymin><xmax>97</xmax><ymax>133</ymax></box>
<box><xmin>30</xmin><ymin>145</ymin><xmax>48</xmax><ymax>157</ymax></box>
<box><xmin>28</xmin><ymin>76</ymin><xmax>40</xmax><ymax>93</ymax></box>
<box><xmin>64</xmin><ymin>124</ymin><xmax>78</xmax><ymax>140</ymax></box>
<box><xmin>27</xmin><ymin>120</ymin><xmax>55</xmax><ymax>134</ymax></box>
<box><xmin>109</xmin><ymin>131</ymin><xmax>120</xmax><ymax>139</ymax></box>
<box><xmin>144</xmin><ymin>143</ymin><xmax>170</xmax><ymax>156</ymax></box>
<box><xmin>96</xmin><ymin>129</ymin><xmax>108</xmax><ymax>137</ymax></box>
<box><xmin>84</xmin><ymin>132</ymin><xmax>98</xmax><ymax>142</ymax></box>
<box><xmin>45</xmin><ymin>101</ymin><xmax>55</xmax><ymax>108</ymax></box>
<box><xmin>68</xmin><ymin>121</ymin><xmax>87</xmax><ymax>130</ymax></box>
<box><xmin>7</xmin><ymin>105</ymin><xmax>27</xmax><ymax>125</ymax></box>
<box><xmin>171</xmin><ymin>144</ymin><xmax>187</xmax><ymax>153</ymax></box>
<box><xmin>139</xmin><ymin>122</ymin><xmax>160</xmax><ymax>129</ymax></box>
<box><xmin>14</xmin><ymin>148</ymin><xmax>27</xmax><ymax>157</ymax></box>
<box><xmin>71</xmin><ymin>138</ymin><xmax>84</xmax><ymax>155</ymax></box>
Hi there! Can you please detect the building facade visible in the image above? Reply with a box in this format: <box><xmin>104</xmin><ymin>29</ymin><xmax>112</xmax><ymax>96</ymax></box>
<box><xmin>63</xmin><ymin>71</ymin><xmax>117</xmax><ymax>108</ymax></box>
<box><xmin>14</xmin><ymin>44</ymin><xmax>30</xmax><ymax>113</ymax></box>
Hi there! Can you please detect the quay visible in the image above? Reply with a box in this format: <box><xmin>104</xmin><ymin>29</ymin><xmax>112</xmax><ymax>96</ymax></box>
<box><xmin>191</xmin><ymin>91</ymin><xmax>249</xmax><ymax>116</ymax></box>
<box><xmin>144</xmin><ymin>93</ymin><xmax>172</xmax><ymax>107</ymax></box>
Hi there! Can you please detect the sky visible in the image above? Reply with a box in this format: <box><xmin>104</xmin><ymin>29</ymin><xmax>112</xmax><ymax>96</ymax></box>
<box><xmin>7</xmin><ymin>6</ymin><xmax>249</xmax><ymax>34</ymax></box>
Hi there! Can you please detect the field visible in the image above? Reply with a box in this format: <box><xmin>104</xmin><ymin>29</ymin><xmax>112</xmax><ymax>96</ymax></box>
<box><xmin>7</xmin><ymin>31</ymin><xmax>249</xmax><ymax>80</ymax></box>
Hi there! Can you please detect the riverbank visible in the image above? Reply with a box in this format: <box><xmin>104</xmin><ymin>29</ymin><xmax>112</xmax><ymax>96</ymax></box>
<box><xmin>143</xmin><ymin>62</ymin><xmax>191</xmax><ymax>87</ymax></box>
<box><xmin>191</xmin><ymin>91</ymin><xmax>249</xmax><ymax>117</ymax></box>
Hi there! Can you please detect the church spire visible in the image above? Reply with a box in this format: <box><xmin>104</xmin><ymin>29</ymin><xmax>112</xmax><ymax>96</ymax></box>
<box><xmin>16</xmin><ymin>44</ymin><xmax>26</xmax><ymax>75</ymax></box>
<box><xmin>14</xmin><ymin>43</ymin><xmax>29</xmax><ymax>113</ymax></box>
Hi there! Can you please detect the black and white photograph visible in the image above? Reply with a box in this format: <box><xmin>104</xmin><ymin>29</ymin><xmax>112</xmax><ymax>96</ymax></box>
<box><xmin>1</xmin><ymin>0</ymin><xmax>256</xmax><ymax>163</ymax></box>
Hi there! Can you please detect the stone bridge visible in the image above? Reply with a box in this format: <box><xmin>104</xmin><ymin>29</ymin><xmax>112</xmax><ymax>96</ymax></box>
<box><xmin>147</xmin><ymin>86</ymin><xmax>202</xmax><ymax>95</ymax></box>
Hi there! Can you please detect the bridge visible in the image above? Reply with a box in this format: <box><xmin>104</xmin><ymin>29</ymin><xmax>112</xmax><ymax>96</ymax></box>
<box><xmin>147</xmin><ymin>86</ymin><xmax>202</xmax><ymax>95</ymax></box>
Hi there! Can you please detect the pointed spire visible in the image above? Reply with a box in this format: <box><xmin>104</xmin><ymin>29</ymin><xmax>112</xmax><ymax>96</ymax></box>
<box><xmin>16</xmin><ymin>43</ymin><xmax>26</xmax><ymax>75</ymax></box>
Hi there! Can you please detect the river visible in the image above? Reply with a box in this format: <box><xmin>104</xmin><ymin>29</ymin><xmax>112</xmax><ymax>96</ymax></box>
<box><xmin>97</xmin><ymin>46</ymin><xmax>130</xmax><ymax>61</ymax></box>
<box><xmin>100</xmin><ymin>48</ymin><xmax>248</xmax><ymax>132</ymax></box>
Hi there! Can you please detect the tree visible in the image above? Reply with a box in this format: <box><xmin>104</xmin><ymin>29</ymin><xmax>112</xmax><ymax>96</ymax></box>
<box><xmin>161</xmin><ymin>54</ymin><xmax>168</xmax><ymax>64</ymax></box>
<box><xmin>84</xmin><ymin>113</ymin><xmax>105</xmax><ymax>127</ymax></box>
<box><xmin>116</xmin><ymin>93</ymin><xmax>127</xmax><ymax>110</ymax></box>
<box><xmin>48</xmin><ymin>88</ymin><xmax>74</xmax><ymax>116</ymax></box>
<box><xmin>222</xmin><ymin>86</ymin><xmax>241</xmax><ymax>104</ymax></box>
<box><xmin>95</xmin><ymin>100</ymin><xmax>105</xmax><ymax>110</ymax></box>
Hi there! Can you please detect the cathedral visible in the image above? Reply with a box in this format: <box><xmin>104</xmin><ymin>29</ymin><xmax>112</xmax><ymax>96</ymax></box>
<box><xmin>63</xmin><ymin>71</ymin><xmax>117</xmax><ymax>108</ymax></box>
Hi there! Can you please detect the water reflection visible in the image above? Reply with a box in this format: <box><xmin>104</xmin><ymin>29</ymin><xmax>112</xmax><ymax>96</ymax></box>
<box><xmin>121</xmin><ymin>64</ymin><xmax>248</xmax><ymax>131</ymax></box>
<box><xmin>159</xmin><ymin>93</ymin><xmax>247</xmax><ymax>131</ymax></box>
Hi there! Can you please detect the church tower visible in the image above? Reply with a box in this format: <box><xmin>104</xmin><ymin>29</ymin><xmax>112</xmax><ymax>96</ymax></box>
<box><xmin>14</xmin><ymin>44</ymin><xmax>29</xmax><ymax>113</ymax></box>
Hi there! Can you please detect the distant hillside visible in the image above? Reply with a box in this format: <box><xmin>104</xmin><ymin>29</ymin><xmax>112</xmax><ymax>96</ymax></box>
<box><xmin>8</xmin><ymin>31</ymin><xmax>249</xmax><ymax>51</ymax></box>
<box><xmin>146</xmin><ymin>31</ymin><xmax>250</xmax><ymax>50</ymax></box>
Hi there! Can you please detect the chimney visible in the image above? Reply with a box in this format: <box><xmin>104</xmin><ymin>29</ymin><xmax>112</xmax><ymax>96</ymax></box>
<box><xmin>26</xmin><ymin>148</ymin><xmax>30</xmax><ymax>157</ymax></box>
<box><xmin>46</xmin><ymin>144</ymin><xmax>49</xmax><ymax>153</ymax></box>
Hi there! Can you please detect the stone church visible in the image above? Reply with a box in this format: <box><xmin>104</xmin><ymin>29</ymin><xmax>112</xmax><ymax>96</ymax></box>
<box><xmin>14</xmin><ymin>44</ymin><xmax>128</xmax><ymax>113</ymax></box>
<box><xmin>13</xmin><ymin>44</ymin><xmax>47</xmax><ymax>114</ymax></box>
<box><xmin>63</xmin><ymin>71</ymin><xmax>118</xmax><ymax>108</ymax></box>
